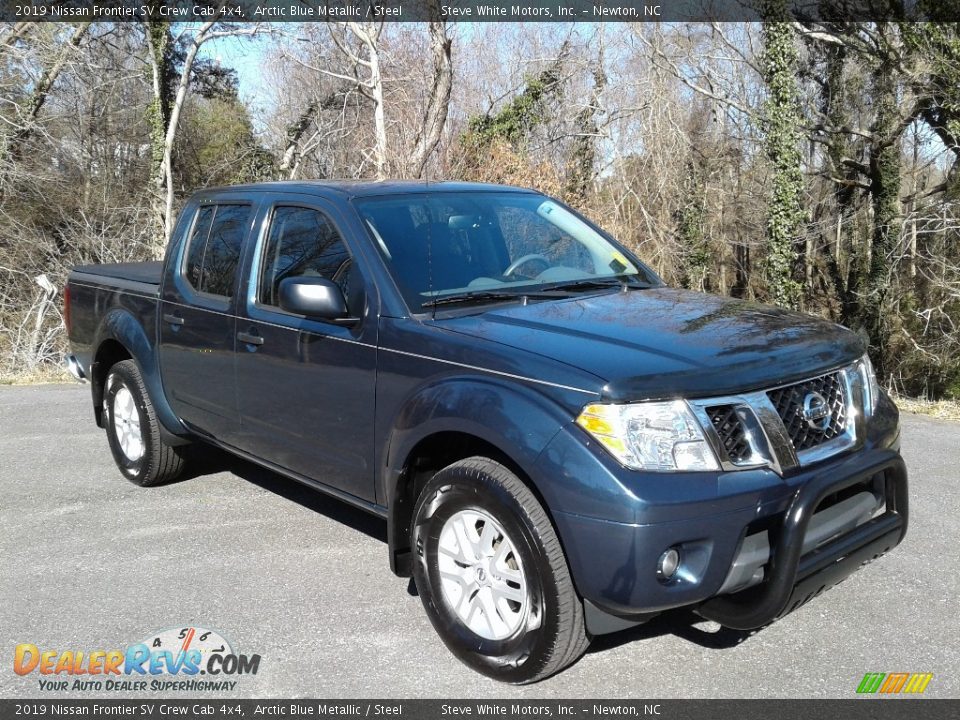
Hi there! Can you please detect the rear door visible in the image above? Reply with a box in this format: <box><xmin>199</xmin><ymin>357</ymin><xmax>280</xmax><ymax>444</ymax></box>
<box><xmin>158</xmin><ymin>197</ymin><xmax>258</xmax><ymax>442</ymax></box>
<box><xmin>233</xmin><ymin>194</ymin><xmax>378</xmax><ymax>502</ymax></box>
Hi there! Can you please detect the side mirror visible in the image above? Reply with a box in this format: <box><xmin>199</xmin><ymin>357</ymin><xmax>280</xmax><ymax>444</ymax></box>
<box><xmin>278</xmin><ymin>277</ymin><xmax>358</xmax><ymax>325</ymax></box>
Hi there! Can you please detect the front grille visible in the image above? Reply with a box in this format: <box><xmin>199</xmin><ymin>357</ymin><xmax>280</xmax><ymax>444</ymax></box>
<box><xmin>767</xmin><ymin>371</ymin><xmax>848</xmax><ymax>452</ymax></box>
<box><xmin>706</xmin><ymin>405</ymin><xmax>752</xmax><ymax>463</ymax></box>
<box><xmin>691</xmin><ymin>364</ymin><xmax>859</xmax><ymax>473</ymax></box>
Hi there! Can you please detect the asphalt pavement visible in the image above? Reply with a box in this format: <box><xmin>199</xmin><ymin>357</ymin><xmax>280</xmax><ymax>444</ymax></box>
<box><xmin>1</xmin><ymin>383</ymin><xmax>957</xmax><ymax>698</ymax></box>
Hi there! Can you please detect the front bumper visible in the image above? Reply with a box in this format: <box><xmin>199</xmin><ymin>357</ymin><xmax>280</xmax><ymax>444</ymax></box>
<box><xmin>697</xmin><ymin>449</ymin><xmax>906</xmax><ymax>629</ymax></box>
<box><xmin>536</xmin><ymin>398</ymin><xmax>907</xmax><ymax>630</ymax></box>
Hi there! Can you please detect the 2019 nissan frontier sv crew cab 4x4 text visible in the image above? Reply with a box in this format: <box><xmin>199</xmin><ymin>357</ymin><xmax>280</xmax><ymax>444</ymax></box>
<box><xmin>65</xmin><ymin>181</ymin><xmax>907</xmax><ymax>683</ymax></box>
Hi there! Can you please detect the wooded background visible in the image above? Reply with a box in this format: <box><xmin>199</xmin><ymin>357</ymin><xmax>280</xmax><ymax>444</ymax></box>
<box><xmin>2</xmin><ymin>13</ymin><xmax>959</xmax><ymax>399</ymax></box>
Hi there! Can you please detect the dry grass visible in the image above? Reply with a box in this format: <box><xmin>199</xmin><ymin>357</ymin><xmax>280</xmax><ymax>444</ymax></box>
<box><xmin>892</xmin><ymin>393</ymin><xmax>960</xmax><ymax>422</ymax></box>
<box><xmin>0</xmin><ymin>364</ymin><xmax>72</xmax><ymax>386</ymax></box>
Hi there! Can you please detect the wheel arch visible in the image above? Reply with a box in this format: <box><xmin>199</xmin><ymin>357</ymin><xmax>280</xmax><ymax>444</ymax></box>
<box><xmin>382</xmin><ymin>377</ymin><xmax>577</xmax><ymax>578</ymax></box>
<box><xmin>91</xmin><ymin>338</ymin><xmax>131</xmax><ymax>426</ymax></box>
<box><xmin>90</xmin><ymin>308</ymin><xmax>189</xmax><ymax>443</ymax></box>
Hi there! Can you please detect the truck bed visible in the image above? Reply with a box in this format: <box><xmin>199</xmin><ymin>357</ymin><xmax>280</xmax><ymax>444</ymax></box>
<box><xmin>72</xmin><ymin>261</ymin><xmax>163</xmax><ymax>287</ymax></box>
<box><xmin>67</xmin><ymin>262</ymin><xmax>164</xmax><ymax>379</ymax></box>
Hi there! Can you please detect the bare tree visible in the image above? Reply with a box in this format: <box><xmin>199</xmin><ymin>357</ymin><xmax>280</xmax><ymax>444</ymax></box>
<box><xmin>315</xmin><ymin>20</ymin><xmax>390</xmax><ymax>178</ymax></box>
<box><xmin>407</xmin><ymin>0</ymin><xmax>452</xmax><ymax>178</ymax></box>
<box><xmin>144</xmin><ymin>20</ymin><xmax>266</xmax><ymax>245</ymax></box>
<box><xmin>0</xmin><ymin>23</ymin><xmax>90</xmax><ymax>197</ymax></box>
<box><xmin>279</xmin><ymin>99</ymin><xmax>318</xmax><ymax>176</ymax></box>
<box><xmin>278</xmin><ymin>5</ymin><xmax>451</xmax><ymax>181</ymax></box>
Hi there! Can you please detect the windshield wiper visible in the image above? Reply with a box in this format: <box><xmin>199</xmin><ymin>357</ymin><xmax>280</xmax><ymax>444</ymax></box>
<box><xmin>421</xmin><ymin>276</ymin><xmax>654</xmax><ymax>309</ymax></box>
<box><xmin>421</xmin><ymin>288</ymin><xmax>568</xmax><ymax>309</ymax></box>
<box><xmin>541</xmin><ymin>275</ymin><xmax>654</xmax><ymax>293</ymax></box>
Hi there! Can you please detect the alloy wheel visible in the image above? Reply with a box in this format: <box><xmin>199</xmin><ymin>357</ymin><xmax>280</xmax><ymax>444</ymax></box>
<box><xmin>436</xmin><ymin>508</ymin><xmax>529</xmax><ymax>640</ymax></box>
<box><xmin>112</xmin><ymin>385</ymin><xmax>144</xmax><ymax>462</ymax></box>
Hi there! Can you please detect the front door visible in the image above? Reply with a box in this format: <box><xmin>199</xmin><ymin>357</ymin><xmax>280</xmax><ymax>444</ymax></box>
<box><xmin>233</xmin><ymin>197</ymin><xmax>377</xmax><ymax>502</ymax></box>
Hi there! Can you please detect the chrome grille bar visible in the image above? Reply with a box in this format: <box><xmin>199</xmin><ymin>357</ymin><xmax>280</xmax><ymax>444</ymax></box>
<box><xmin>688</xmin><ymin>362</ymin><xmax>865</xmax><ymax>476</ymax></box>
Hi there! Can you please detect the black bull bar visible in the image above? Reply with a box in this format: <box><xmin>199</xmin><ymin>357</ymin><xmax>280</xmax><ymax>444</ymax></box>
<box><xmin>698</xmin><ymin>449</ymin><xmax>908</xmax><ymax>630</ymax></box>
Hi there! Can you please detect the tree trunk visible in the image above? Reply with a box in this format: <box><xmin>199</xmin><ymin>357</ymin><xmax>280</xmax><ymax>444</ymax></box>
<box><xmin>565</xmin><ymin>44</ymin><xmax>606</xmax><ymax>198</ymax></box>
<box><xmin>368</xmin><ymin>46</ymin><xmax>388</xmax><ymax>180</ymax></box>
<box><xmin>908</xmin><ymin>123</ymin><xmax>919</xmax><ymax>278</ymax></box>
<box><xmin>143</xmin><ymin>20</ymin><xmax>222</xmax><ymax>247</ymax></box>
<box><xmin>819</xmin><ymin>42</ymin><xmax>863</xmax><ymax>327</ymax></box>
<box><xmin>864</xmin><ymin>55</ymin><xmax>902</xmax><ymax>378</ymax></box>
<box><xmin>408</xmin><ymin>2</ymin><xmax>452</xmax><ymax>179</ymax></box>
<box><xmin>760</xmin><ymin>17</ymin><xmax>804</xmax><ymax>309</ymax></box>
<box><xmin>143</xmin><ymin>18</ymin><xmax>172</xmax><ymax>252</ymax></box>
<box><xmin>280</xmin><ymin>101</ymin><xmax>318</xmax><ymax>178</ymax></box>
<box><xmin>334</xmin><ymin>22</ymin><xmax>389</xmax><ymax>180</ymax></box>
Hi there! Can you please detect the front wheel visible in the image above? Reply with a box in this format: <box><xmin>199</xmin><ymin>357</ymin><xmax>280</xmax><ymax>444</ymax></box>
<box><xmin>411</xmin><ymin>457</ymin><xmax>589</xmax><ymax>683</ymax></box>
<box><xmin>104</xmin><ymin>360</ymin><xmax>186</xmax><ymax>486</ymax></box>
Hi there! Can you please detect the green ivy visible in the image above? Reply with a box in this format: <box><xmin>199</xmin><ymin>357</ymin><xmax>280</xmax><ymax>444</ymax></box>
<box><xmin>760</xmin><ymin>13</ymin><xmax>804</xmax><ymax>309</ymax></box>
<box><xmin>465</xmin><ymin>67</ymin><xmax>561</xmax><ymax>150</ymax></box>
<box><xmin>144</xmin><ymin>19</ymin><xmax>172</xmax><ymax>186</ymax></box>
<box><xmin>675</xmin><ymin>161</ymin><xmax>709</xmax><ymax>289</ymax></box>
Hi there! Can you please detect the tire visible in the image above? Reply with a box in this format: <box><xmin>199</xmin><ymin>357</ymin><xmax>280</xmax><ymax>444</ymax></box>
<box><xmin>103</xmin><ymin>359</ymin><xmax>186</xmax><ymax>487</ymax></box>
<box><xmin>411</xmin><ymin>456</ymin><xmax>590</xmax><ymax>683</ymax></box>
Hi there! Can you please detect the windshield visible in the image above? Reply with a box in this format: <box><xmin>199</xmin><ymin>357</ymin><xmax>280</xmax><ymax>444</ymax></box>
<box><xmin>355</xmin><ymin>192</ymin><xmax>659</xmax><ymax>312</ymax></box>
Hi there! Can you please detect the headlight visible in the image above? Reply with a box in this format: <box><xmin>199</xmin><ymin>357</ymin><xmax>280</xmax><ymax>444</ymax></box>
<box><xmin>859</xmin><ymin>352</ymin><xmax>881</xmax><ymax>416</ymax></box>
<box><xmin>576</xmin><ymin>400</ymin><xmax>719</xmax><ymax>472</ymax></box>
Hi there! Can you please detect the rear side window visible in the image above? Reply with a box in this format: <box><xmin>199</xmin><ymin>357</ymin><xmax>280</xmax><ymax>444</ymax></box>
<box><xmin>184</xmin><ymin>206</ymin><xmax>215</xmax><ymax>290</ymax></box>
<box><xmin>259</xmin><ymin>206</ymin><xmax>352</xmax><ymax>307</ymax></box>
<box><xmin>183</xmin><ymin>204</ymin><xmax>251</xmax><ymax>298</ymax></box>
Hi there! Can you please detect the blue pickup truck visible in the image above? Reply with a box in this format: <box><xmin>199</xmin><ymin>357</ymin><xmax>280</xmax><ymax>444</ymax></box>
<box><xmin>65</xmin><ymin>181</ymin><xmax>908</xmax><ymax>683</ymax></box>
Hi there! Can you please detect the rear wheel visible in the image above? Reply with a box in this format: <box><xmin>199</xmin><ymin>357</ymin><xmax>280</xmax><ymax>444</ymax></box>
<box><xmin>411</xmin><ymin>457</ymin><xmax>589</xmax><ymax>683</ymax></box>
<box><xmin>104</xmin><ymin>360</ymin><xmax>186</xmax><ymax>486</ymax></box>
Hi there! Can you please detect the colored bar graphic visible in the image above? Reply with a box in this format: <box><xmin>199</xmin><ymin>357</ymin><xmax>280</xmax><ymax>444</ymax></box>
<box><xmin>857</xmin><ymin>672</ymin><xmax>933</xmax><ymax>694</ymax></box>
<box><xmin>879</xmin><ymin>673</ymin><xmax>909</xmax><ymax>693</ymax></box>
<box><xmin>903</xmin><ymin>673</ymin><xmax>934</xmax><ymax>694</ymax></box>
<box><xmin>857</xmin><ymin>673</ymin><xmax>886</xmax><ymax>693</ymax></box>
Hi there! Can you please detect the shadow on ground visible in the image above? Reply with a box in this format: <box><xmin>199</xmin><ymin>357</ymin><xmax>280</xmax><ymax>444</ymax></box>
<box><xmin>588</xmin><ymin>610</ymin><xmax>755</xmax><ymax>652</ymax></box>
<box><xmin>181</xmin><ymin>444</ymin><xmax>386</xmax><ymax>543</ymax></box>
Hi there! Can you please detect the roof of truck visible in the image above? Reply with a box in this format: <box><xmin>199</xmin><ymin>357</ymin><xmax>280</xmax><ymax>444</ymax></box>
<box><xmin>196</xmin><ymin>180</ymin><xmax>537</xmax><ymax>199</ymax></box>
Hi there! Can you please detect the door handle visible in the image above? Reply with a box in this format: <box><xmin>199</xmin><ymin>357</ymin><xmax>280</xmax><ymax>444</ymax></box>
<box><xmin>237</xmin><ymin>331</ymin><xmax>264</xmax><ymax>346</ymax></box>
<box><xmin>162</xmin><ymin>313</ymin><xmax>184</xmax><ymax>326</ymax></box>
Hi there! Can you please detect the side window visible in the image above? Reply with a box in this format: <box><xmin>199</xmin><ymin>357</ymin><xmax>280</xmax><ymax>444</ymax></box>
<box><xmin>183</xmin><ymin>204</ymin><xmax>251</xmax><ymax>298</ymax></box>
<box><xmin>259</xmin><ymin>206</ymin><xmax>353</xmax><ymax>308</ymax></box>
<box><xmin>184</xmin><ymin>206</ymin><xmax>214</xmax><ymax>290</ymax></box>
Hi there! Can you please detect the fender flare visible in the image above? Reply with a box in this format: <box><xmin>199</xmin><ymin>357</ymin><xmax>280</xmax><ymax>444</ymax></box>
<box><xmin>381</xmin><ymin>375</ymin><xmax>576</xmax><ymax>575</ymax></box>
<box><xmin>92</xmin><ymin>308</ymin><xmax>190</xmax><ymax>442</ymax></box>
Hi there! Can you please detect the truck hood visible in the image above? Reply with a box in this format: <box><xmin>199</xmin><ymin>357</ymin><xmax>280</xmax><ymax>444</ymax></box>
<box><xmin>435</xmin><ymin>287</ymin><xmax>865</xmax><ymax>401</ymax></box>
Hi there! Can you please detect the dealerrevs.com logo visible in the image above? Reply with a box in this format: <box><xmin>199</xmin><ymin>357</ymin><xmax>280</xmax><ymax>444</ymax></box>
<box><xmin>14</xmin><ymin>626</ymin><xmax>261</xmax><ymax>692</ymax></box>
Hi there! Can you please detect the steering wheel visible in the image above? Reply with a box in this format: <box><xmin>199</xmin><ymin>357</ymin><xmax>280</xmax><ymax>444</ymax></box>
<box><xmin>504</xmin><ymin>253</ymin><xmax>552</xmax><ymax>278</ymax></box>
